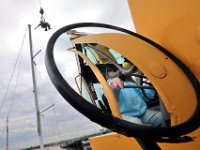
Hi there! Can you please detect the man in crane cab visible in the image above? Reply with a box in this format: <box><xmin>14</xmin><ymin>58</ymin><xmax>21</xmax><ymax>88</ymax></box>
<box><xmin>106</xmin><ymin>69</ymin><xmax>162</xmax><ymax>127</ymax></box>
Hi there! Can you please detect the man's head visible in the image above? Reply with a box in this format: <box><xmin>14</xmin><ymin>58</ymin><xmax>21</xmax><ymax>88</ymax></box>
<box><xmin>106</xmin><ymin>69</ymin><xmax>121</xmax><ymax>80</ymax></box>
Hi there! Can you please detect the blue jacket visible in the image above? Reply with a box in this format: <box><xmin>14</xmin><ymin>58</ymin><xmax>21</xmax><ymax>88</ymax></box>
<box><xmin>109</xmin><ymin>81</ymin><xmax>148</xmax><ymax>117</ymax></box>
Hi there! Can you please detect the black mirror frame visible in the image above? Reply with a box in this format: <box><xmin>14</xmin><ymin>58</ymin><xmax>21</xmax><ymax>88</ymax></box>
<box><xmin>45</xmin><ymin>22</ymin><xmax>200</xmax><ymax>138</ymax></box>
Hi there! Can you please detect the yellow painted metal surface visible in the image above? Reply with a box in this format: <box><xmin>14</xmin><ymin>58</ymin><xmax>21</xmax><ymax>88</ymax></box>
<box><xmin>71</xmin><ymin>1</ymin><xmax>200</xmax><ymax>149</ymax></box>
<box><xmin>128</xmin><ymin>0</ymin><xmax>200</xmax><ymax>81</ymax></box>
<box><xmin>89</xmin><ymin>133</ymin><xmax>142</xmax><ymax>150</ymax></box>
<box><xmin>73</xmin><ymin>33</ymin><xmax>197</xmax><ymax>125</ymax></box>
<box><xmin>158</xmin><ymin>128</ymin><xmax>200</xmax><ymax>150</ymax></box>
<box><xmin>89</xmin><ymin>129</ymin><xmax>200</xmax><ymax>150</ymax></box>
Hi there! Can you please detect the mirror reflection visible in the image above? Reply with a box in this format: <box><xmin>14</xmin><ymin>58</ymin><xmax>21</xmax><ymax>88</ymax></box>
<box><xmin>53</xmin><ymin>28</ymin><xmax>172</xmax><ymax>128</ymax></box>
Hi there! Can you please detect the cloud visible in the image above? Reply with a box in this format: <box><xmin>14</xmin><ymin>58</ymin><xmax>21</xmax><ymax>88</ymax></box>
<box><xmin>0</xmin><ymin>0</ymin><xmax>134</xmax><ymax>149</ymax></box>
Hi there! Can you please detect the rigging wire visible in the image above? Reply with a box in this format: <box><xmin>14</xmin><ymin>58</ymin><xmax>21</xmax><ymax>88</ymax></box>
<box><xmin>0</xmin><ymin>27</ymin><xmax>28</xmax><ymax>113</ymax></box>
<box><xmin>7</xmin><ymin>42</ymin><xmax>24</xmax><ymax>118</ymax></box>
<box><xmin>0</xmin><ymin>129</ymin><xmax>5</xmax><ymax>147</ymax></box>
<box><xmin>41</xmin><ymin>114</ymin><xmax>48</xmax><ymax>144</ymax></box>
<box><xmin>38</xmin><ymin>0</ymin><xmax>42</xmax><ymax>8</ymax></box>
<box><xmin>53</xmin><ymin>106</ymin><xmax>62</xmax><ymax>141</ymax></box>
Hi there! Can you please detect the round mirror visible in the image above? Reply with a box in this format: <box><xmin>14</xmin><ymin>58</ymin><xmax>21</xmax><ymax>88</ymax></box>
<box><xmin>45</xmin><ymin>23</ymin><xmax>200</xmax><ymax>138</ymax></box>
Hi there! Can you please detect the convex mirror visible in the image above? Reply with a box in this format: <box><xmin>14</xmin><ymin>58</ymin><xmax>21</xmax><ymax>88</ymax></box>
<box><xmin>45</xmin><ymin>23</ymin><xmax>200</xmax><ymax>138</ymax></box>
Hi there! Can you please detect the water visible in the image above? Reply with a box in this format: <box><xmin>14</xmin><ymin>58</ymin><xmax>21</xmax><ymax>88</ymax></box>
<box><xmin>34</xmin><ymin>145</ymin><xmax>62</xmax><ymax>150</ymax></box>
<box><xmin>34</xmin><ymin>144</ymin><xmax>91</xmax><ymax>150</ymax></box>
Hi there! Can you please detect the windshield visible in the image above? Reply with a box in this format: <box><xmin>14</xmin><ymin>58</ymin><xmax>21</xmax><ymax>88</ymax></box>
<box><xmin>82</xmin><ymin>43</ymin><xmax>125</xmax><ymax>65</ymax></box>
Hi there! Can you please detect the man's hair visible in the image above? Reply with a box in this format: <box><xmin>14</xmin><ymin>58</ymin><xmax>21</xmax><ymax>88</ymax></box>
<box><xmin>105</xmin><ymin>69</ymin><xmax>122</xmax><ymax>80</ymax></box>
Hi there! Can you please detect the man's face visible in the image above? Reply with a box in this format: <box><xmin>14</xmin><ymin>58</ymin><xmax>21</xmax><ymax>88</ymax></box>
<box><xmin>107</xmin><ymin>71</ymin><xmax>120</xmax><ymax>79</ymax></box>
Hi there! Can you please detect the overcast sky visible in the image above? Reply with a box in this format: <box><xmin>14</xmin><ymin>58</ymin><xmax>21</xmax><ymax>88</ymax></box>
<box><xmin>0</xmin><ymin>0</ymin><xmax>134</xmax><ymax>149</ymax></box>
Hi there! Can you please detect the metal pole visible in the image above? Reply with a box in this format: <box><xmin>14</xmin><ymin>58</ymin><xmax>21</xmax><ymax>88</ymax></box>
<box><xmin>28</xmin><ymin>24</ymin><xmax>44</xmax><ymax>150</ymax></box>
<box><xmin>6</xmin><ymin>116</ymin><xmax>8</xmax><ymax>150</ymax></box>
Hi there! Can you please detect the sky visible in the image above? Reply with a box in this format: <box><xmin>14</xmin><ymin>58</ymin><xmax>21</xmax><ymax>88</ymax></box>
<box><xmin>0</xmin><ymin>0</ymin><xmax>134</xmax><ymax>149</ymax></box>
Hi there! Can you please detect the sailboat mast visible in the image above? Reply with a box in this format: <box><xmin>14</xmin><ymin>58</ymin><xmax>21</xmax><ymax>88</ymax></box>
<box><xmin>28</xmin><ymin>24</ymin><xmax>44</xmax><ymax>150</ymax></box>
<box><xmin>6</xmin><ymin>116</ymin><xmax>8</xmax><ymax>150</ymax></box>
